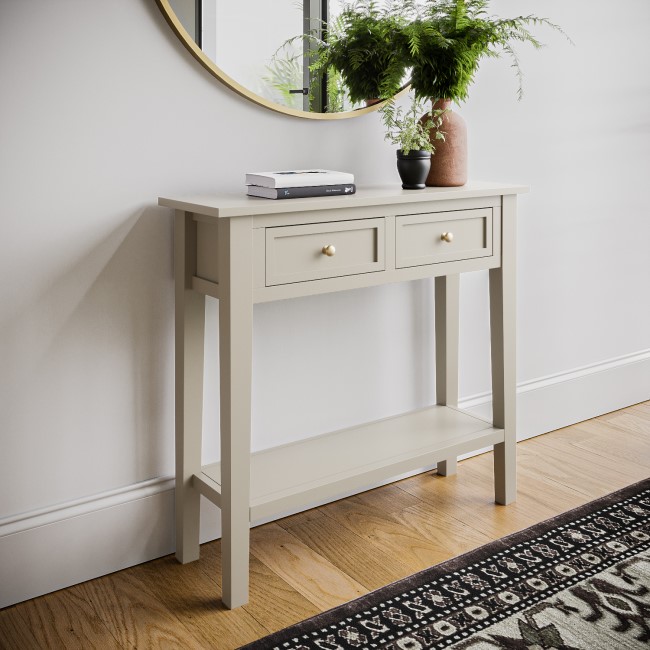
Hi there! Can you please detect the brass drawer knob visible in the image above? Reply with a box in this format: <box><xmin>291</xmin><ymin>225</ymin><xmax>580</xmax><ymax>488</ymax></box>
<box><xmin>441</xmin><ymin>232</ymin><xmax>454</xmax><ymax>243</ymax></box>
<box><xmin>322</xmin><ymin>244</ymin><xmax>336</xmax><ymax>257</ymax></box>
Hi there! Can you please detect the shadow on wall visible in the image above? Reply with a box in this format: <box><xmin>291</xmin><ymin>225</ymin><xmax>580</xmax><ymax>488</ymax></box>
<box><xmin>0</xmin><ymin>207</ymin><xmax>175</xmax><ymax>516</ymax></box>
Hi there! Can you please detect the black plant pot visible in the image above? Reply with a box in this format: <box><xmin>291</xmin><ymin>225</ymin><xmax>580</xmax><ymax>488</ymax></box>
<box><xmin>396</xmin><ymin>149</ymin><xmax>431</xmax><ymax>190</ymax></box>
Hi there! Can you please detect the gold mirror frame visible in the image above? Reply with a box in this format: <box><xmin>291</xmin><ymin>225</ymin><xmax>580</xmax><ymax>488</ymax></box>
<box><xmin>155</xmin><ymin>0</ymin><xmax>405</xmax><ymax>120</ymax></box>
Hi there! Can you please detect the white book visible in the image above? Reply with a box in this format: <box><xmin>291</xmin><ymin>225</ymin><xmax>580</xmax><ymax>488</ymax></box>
<box><xmin>245</xmin><ymin>169</ymin><xmax>354</xmax><ymax>189</ymax></box>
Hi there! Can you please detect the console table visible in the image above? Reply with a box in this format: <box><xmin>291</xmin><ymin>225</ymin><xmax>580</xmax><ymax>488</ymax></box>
<box><xmin>159</xmin><ymin>182</ymin><xmax>527</xmax><ymax>609</ymax></box>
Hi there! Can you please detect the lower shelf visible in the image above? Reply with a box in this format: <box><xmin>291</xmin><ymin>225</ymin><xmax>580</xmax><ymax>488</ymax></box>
<box><xmin>193</xmin><ymin>404</ymin><xmax>503</xmax><ymax>521</ymax></box>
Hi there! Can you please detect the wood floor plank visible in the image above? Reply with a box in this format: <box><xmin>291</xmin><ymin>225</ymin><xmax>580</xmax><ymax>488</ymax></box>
<box><xmin>193</xmin><ymin>538</ymin><xmax>322</xmax><ymax>636</ymax></box>
<box><xmin>127</xmin><ymin>551</ymin><xmax>268</xmax><ymax>649</ymax></box>
<box><xmin>276</xmin><ymin>507</ymin><xmax>326</xmax><ymax>530</ymax></box>
<box><xmin>288</xmin><ymin>515</ymin><xmax>413</xmax><ymax>591</ymax></box>
<box><xmin>569</xmin><ymin>420</ymin><xmax>650</xmax><ymax>468</ymax></box>
<box><xmin>245</xmin><ymin>553</ymin><xmax>321</xmax><ymax>634</ymax></box>
<box><xmin>249</xmin><ymin>523</ymin><xmax>367</xmax><ymax>611</ymax></box>
<box><xmin>629</xmin><ymin>401</ymin><xmax>650</xmax><ymax>419</ymax></box>
<box><xmin>318</xmin><ymin>498</ymin><xmax>459</xmax><ymax>573</ymax></box>
<box><xmin>577</xmin><ymin>416</ymin><xmax>650</xmax><ymax>441</ymax></box>
<box><xmin>14</xmin><ymin>585</ymin><xmax>122</xmax><ymax>650</ymax></box>
<box><xmin>594</xmin><ymin>412</ymin><xmax>650</xmax><ymax>436</ymax></box>
<box><xmin>599</xmin><ymin>401</ymin><xmax>650</xmax><ymax>423</ymax></box>
<box><xmin>521</xmin><ymin>432</ymin><xmax>649</xmax><ymax>496</ymax></box>
<box><xmin>0</xmin><ymin>606</ymin><xmax>41</xmax><ymax>650</ymax></box>
<box><xmin>394</xmin><ymin>501</ymin><xmax>493</xmax><ymax>558</ymax></box>
<box><xmin>187</xmin><ymin>536</ymin><xmax>321</xmax><ymax>633</ymax></box>
<box><xmin>75</xmin><ymin>569</ymin><xmax>210</xmax><ymax>649</ymax></box>
<box><xmin>397</xmin><ymin>459</ymin><xmax>587</xmax><ymax>542</ymax></box>
<box><xmin>396</xmin><ymin>471</ymin><xmax>493</xmax><ymax>512</ymax></box>
<box><xmin>347</xmin><ymin>483</ymin><xmax>425</xmax><ymax>514</ymax></box>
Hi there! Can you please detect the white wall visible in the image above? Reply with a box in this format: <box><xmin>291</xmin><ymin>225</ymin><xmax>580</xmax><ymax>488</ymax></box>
<box><xmin>1</xmin><ymin>0</ymin><xmax>649</xmax><ymax>607</ymax></box>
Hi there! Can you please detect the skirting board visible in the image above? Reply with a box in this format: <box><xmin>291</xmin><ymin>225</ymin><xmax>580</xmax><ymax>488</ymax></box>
<box><xmin>0</xmin><ymin>484</ymin><xmax>221</xmax><ymax>609</ymax></box>
<box><xmin>460</xmin><ymin>348</ymin><xmax>650</xmax><ymax>435</ymax></box>
<box><xmin>1</xmin><ymin>350</ymin><xmax>649</xmax><ymax>608</ymax></box>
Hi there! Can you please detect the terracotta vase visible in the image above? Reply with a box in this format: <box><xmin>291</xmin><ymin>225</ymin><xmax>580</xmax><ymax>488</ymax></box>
<box><xmin>425</xmin><ymin>99</ymin><xmax>467</xmax><ymax>187</ymax></box>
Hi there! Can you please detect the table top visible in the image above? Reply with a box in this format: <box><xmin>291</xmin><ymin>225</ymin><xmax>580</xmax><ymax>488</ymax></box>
<box><xmin>159</xmin><ymin>181</ymin><xmax>529</xmax><ymax>219</ymax></box>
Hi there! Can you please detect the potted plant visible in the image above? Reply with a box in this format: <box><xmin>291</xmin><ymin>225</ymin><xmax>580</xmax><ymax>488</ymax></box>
<box><xmin>380</xmin><ymin>93</ymin><xmax>445</xmax><ymax>189</ymax></box>
<box><xmin>401</xmin><ymin>0</ymin><xmax>569</xmax><ymax>185</ymax></box>
<box><xmin>311</xmin><ymin>1</ymin><xmax>412</xmax><ymax>106</ymax></box>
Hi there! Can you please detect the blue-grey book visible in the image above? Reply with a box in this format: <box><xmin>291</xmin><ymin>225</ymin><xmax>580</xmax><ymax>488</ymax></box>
<box><xmin>247</xmin><ymin>184</ymin><xmax>356</xmax><ymax>200</ymax></box>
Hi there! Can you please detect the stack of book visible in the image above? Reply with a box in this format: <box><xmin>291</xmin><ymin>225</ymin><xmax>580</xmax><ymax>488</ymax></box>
<box><xmin>245</xmin><ymin>169</ymin><xmax>356</xmax><ymax>200</ymax></box>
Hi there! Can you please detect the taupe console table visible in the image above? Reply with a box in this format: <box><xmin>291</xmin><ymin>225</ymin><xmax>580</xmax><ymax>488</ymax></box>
<box><xmin>159</xmin><ymin>182</ymin><xmax>527</xmax><ymax>609</ymax></box>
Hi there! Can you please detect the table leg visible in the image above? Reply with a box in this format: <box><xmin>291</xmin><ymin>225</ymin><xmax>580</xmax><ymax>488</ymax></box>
<box><xmin>175</xmin><ymin>211</ymin><xmax>204</xmax><ymax>564</ymax></box>
<box><xmin>218</xmin><ymin>217</ymin><xmax>253</xmax><ymax>609</ymax></box>
<box><xmin>490</xmin><ymin>196</ymin><xmax>517</xmax><ymax>505</ymax></box>
<box><xmin>435</xmin><ymin>274</ymin><xmax>460</xmax><ymax>476</ymax></box>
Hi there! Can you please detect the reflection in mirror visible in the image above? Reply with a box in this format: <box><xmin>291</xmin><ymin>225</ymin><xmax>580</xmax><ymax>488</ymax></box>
<box><xmin>168</xmin><ymin>0</ymin><xmax>367</xmax><ymax>114</ymax></box>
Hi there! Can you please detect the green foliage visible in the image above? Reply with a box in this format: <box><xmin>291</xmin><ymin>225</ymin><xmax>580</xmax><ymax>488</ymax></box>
<box><xmin>325</xmin><ymin>68</ymin><xmax>347</xmax><ymax>113</ymax></box>
<box><xmin>380</xmin><ymin>93</ymin><xmax>445</xmax><ymax>155</ymax></box>
<box><xmin>261</xmin><ymin>53</ymin><xmax>304</xmax><ymax>110</ymax></box>
<box><xmin>311</xmin><ymin>0</ymin><xmax>569</xmax><ymax>107</ymax></box>
<box><xmin>311</xmin><ymin>1</ymin><xmax>414</xmax><ymax>103</ymax></box>
<box><xmin>404</xmin><ymin>0</ymin><xmax>571</xmax><ymax>102</ymax></box>
<box><xmin>270</xmin><ymin>0</ymin><xmax>570</xmax><ymax>111</ymax></box>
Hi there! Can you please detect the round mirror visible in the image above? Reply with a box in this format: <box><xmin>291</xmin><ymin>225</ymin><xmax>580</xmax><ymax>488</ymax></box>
<box><xmin>156</xmin><ymin>0</ymin><xmax>401</xmax><ymax>119</ymax></box>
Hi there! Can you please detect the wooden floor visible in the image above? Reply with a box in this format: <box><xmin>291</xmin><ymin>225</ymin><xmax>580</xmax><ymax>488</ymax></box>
<box><xmin>1</xmin><ymin>402</ymin><xmax>649</xmax><ymax>649</ymax></box>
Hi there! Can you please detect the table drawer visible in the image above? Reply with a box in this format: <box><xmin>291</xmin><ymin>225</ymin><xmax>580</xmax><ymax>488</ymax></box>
<box><xmin>266</xmin><ymin>218</ymin><xmax>385</xmax><ymax>286</ymax></box>
<box><xmin>396</xmin><ymin>208</ymin><xmax>493</xmax><ymax>269</ymax></box>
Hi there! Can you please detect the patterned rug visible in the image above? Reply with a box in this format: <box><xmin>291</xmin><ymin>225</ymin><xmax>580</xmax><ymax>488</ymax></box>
<box><xmin>240</xmin><ymin>478</ymin><xmax>650</xmax><ymax>649</ymax></box>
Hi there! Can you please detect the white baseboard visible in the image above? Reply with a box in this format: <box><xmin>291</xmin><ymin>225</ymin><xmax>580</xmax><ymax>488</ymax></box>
<box><xmin>460</xmin><ymin>348</ymin><xmax>650</xmax><ymax>437</ymax></box>
<box><xmin>0</xmin><ymin>484</ymin><xmax>174</xmax><ymax>609</ymax></box>
<box><xmin>1</xmin><ymin>350</ymin><xmax>649</xmax><ymax>608</ymax></box>
<box><xmin>0</xmin><ymin>480</ymin><xmax>225</xmax><ymax>609</ymax></box>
